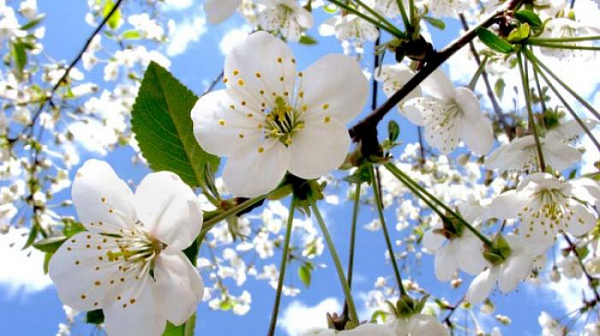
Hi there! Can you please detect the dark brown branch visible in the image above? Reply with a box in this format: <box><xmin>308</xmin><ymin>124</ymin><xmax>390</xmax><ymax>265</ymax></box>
<box><xmin>459</xmin><ymin>13</ymin><xmax>514</xmax><ymax>140</ymax></box>
<box><xmin>349</xmin><ymin>0</ymin><xmax>522</xmax><ymax>155</ymax></box>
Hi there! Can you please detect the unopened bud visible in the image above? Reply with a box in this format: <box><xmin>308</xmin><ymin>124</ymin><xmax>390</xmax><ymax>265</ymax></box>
<box><xmin>480</xmin><ymin>299</ymin><xmax>495</xmax><ymax>314</ymax></box>
<box><xmin>495</xmin><ymin>314</ymin><xmax>512</xmax><ymax>325</ymax></box>
<box><xmin>550</xmin><ymin>266</ymin><xmax>561</xmax><ymax>283</ymax></box>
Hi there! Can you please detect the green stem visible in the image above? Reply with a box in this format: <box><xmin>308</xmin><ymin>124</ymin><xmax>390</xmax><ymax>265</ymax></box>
<box><xmin>198</xmin><ymin>194</ymin><xmax>267</xmax><ymax>242</ymax></box>
<box><xmin>468</xmin><ymin>55</ymin><xmax>489</xmax><ymax>90</ymax></box>
<box><xmin>383</xmin><ymin>163</ymin><xmax>496</xmax><ymax>250</ymax></box>
<box><xmin>309</xmin><ymin>197</ymin><xmax>359</xmax><ymax>325</ymax></box>
<box><xmin>370</xmin><ymin>165</ymin><xmax>406</xmax><ymax>295</ymax></box>
<box><xmin>327</xmin><ymin>0</ymin><xmax>403</xmax><ymax>37</ymax></box>
<box><xmin>342</xmin><ymin>183</ymin><xmax>361</xmax><ymax>319</ymax></box>
<box><xmin>528</xmin><ymin>35</ymin><xmax>600</xmax><ymax>43</ymax></box>
<box><xmin>528</xmin><ymin>41</ymin><xmax>600</xmax><ymax>51</ymax></box>
<box><xmin>517</xmin><ymin>51</ymin><xmax>546</xmax><ymax>172</ymax></box>
<box><xmin>353</xmin><ymin>0</ymin><xmax>402</xmax><ymax>35</ymax></box>
<box><xmin>532</xmin><ymin>60</ymin><xmax>547</xmax><ymax>116</ymax></box>
<box><xmin>267</xmin><ymin>197</ymin><xmax>297</xmax><ymax>336</ymax></box>
<box><xmin>531</xmin><ymin>57</ymin><xmax>600</xmax><ymax>154</ymax></box>
<box><xmin>395</xmin><ymin>0</ymin><xmax>411</xmax><ymax>32</ymax></box>
<box><xmin>523</xmin><ymin>48</ymin><xmax>600</xmax><ymax>121</ymax></box>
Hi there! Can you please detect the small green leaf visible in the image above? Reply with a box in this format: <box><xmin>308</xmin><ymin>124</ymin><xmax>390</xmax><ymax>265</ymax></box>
<box><xmin>476</xmin><ymin>27</ymin><xmax>514</xmax><ymax>54</ymax></box>
<box><xmin>20</xmin><ymin>14</ymin><xmax>46</xmax><ymax>30</ymax></box>
<box><xmin>299</xmin><ymin>35</ymin><xmax>318</xmax><ymax>45</ymax></box>
<box><xmin>33</xmin><ymin>236</ymin><xmax>67</xmax><ymax>253</ymax></box>
<box><xmin>577</xmin><ymin>246</ymin><xmax>590</xmax><ymax>259</ymax></box>
<box><xmin>122</xmin><ymin>29</ymin><xmax>141</xmax><ymax>40</ymax></box>
<box><xmin>86</xmin><ymin>309</ymin><xmax>105</xmax><ymax>324</ymax></box>
<box><xmin>515</xmin><ymin>10</ymin><xmax>542</xmax><ymax>28</ymax></box>
<box><xmin>507</xmin><ymin>23</ymin><xmax>531</xmax><ymax>43</ymax></box>
<box><xmin>43</xmin><ymin>252</ymin><xmax>53</xmax><ymax>274</ymax></box>
<box><xmin>102</xmin><ymin>0</ymin><xmax>121</xmax><ymax>30</ymax></box>
<box><xmin>12</xmin><ymin>42</ymin><xmax>27</xmax><ymax>74</ymax></box>
<box><xmin>131</xmin><ymin>61</ymin><xmax>220</xmax><ymax>189</ymax></box>
<box><xmin>422</xmin><ymin>16</ymin><xmax>445</xmax><ymax>30</ymax></box>
<box><xmin>388</xmin><ymin>120</ymin><xmax>400</xmax><ymax>142</ymax></box>
<box><xmin>298</xmin><ymin>264</ymin><xmax>312</xmax><ymax>287</ymax></box>
<box><xmin>494</xmin><ymin>78</ymin><xmax>505</xmax><ymax>100</ymax></box>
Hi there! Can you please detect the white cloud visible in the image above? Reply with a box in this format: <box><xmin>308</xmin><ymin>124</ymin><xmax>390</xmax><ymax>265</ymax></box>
<box><xmin>219</xmin><ymin>25</ymin><xmax>251</xmax><ymax>55</ymax></box>
<box><xmin>279</xmin><ymin>298</ymin><xmax>342</xmax><ymax>336</ymax></box>
<box><xmin>167</xmin><ymin>15</ymin><xmax>207</xmax><ymax>56</ymax></box>
<box><xmin>162</xmin><ymin>0</ymin><xmax>194</xmax><ymax>11</ymax></box>
<box><xmin>0</xmin><ymin>228</ymin><xmax>52</xmax><ymax>297</ymax></box>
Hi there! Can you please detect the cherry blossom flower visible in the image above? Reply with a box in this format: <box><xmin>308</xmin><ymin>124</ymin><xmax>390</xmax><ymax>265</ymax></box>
<box><xmin>386</xmin><ymin>314</ymin><xmax>449</xmax><ymax>336</ymax></box>
<box><xmin>465</xmin><ymin>235</ymin><xmax>537</xmax><ymax>304</ymax></box>
<box><xmin>427</xmin><ymin>0</ymin><xmax>470</xmax><ymax>18</ymax></box>
<box><xmin>422</xmin><ymin>202</ymin><xmax>488</xmax><ymax>281</ymax></box>
<box><xmin>538</xmin><ymin>18</ymin><xmax>600</xmax><ymax>60</ymax></box>
<box><xmin>485</xmin><ymin>134</ymin><xmax>582</xmax><ymax>173</ymax></box>
<box><xmin>489</xmin><ymin>173</ymin><xmax>599</xmax><ymax>248</ymax></box>
<box><xmin>191</xmin><ymin>31</ymin><xmax>368</xmax><ymax>197</ymax></box>
<box><xmin>319</xmin><ymin>14</ymin><xmax>379</xmax><ymax>43</ymax></box>
<box><xmin>403</xmin><ymin>69</ymin><xmax>494</xmax><ymax>155</ymax></box>
<box><xmin>204</xmin><ymin>0</ymin><xmax>242</xmax><ymax>25</ymax></box>
<box><xmin>49</xmin><ymin>160</ymin><xmax>204</xmax><ymax>336</ymax></box>
<box><xmin>257</xmin><ymin>0</ymin><xmax>314</xmax><ymax>42</ymax></box>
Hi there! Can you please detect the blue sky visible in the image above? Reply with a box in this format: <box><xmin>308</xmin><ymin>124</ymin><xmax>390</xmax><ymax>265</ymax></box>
<box><xmin>0</xmin><ymin>1</ymin><xmax>588</xmax><ymax>335</ymax></box>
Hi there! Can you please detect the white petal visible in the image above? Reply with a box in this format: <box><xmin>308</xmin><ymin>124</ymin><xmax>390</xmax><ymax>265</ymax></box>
<box><xmin>288</xmin><ymin>118</ymin><xmax>350</xmax><ymax>179</ymax></box>
<box><xmin>488</xmin><ymin>190</ymin><xmax>525</xmax><ymax>220</ymax></box>
<box><xmin>466</xmin><ymin>268</ymin><xmax>497</xmax><ymax>304</ymax></box>
<box><xmin>49</xmin><ymin>232</ymin><xmax>125</xmax><ymax>311</ymax></box>
<box><xmin>155</xmin><ymin>249</ymin><xmax>204</xmax><ymax>325</ymax></box>
<box><xmin>223</xmin><ymin>139</ymin><xmax>290</xmax><ymax>197</ymax></box>
<box><xmin>72</xmin><ymin>159</ymin><xmax>136</xmax><ymax>233</ymax></box>
<box><xmin>570</xmin><ymin>178</ymin><xmax>600</xmax><ymax>208</ymax></box>
<box><xmin>224</xmin><ymin>31</ymin><xmax>296</xmax><ymax>108</ymax></box>
<box><xmin>407</xmin><ymin>314</ymin><xmax>449</xmax><ymax>336</ymax></box>
<box><xmin>458</xmin><ymin>235</ymin><xmax>489</xmax><ymax>275</ymax></box>
<box><xmin>375</xmin><ymin>64</ymin><xmax>421</xmax><ymax>110</ymax></box>
<box><xmin>191</xmin><ymin>90</ymin><xmax>264</xmax><ymax>157</ymax></box>
<box><xmin>299</xmin><ymin>54</ymin><xmax>368</xmax><ymax>124</ymax></box>
<box><xmin>339</xmin><ymin>323</ymin><xmax>395</xmax><ymax>336</ymax></box>
<box><xmin>420</xmin><ymin>69</ymin><xmax>455</xmax><ymax>100</ymax></box>
<box><xmin>204</xmin><ymin>0</ymin><xmax>242</xmax><ymax>24</ymax></box>
<box><xmin>543</xmin><ymin>136</ymin><xmax>582</xmax><ymax>170</ymax></box>
<box><xmin>104</xmin><ymin>279</ymin><xmax>166</xmax><ymax>336</ymax></box>
<box><xmin>133</xmin><ymin>171</ymin><xmax>202</xmax><ymax>250</ymax></box>
<box><xmin>565</xmin><ymin>200</ymin><xmax>597</xmax><ymax>237</ymax></box>
<box><xmin>434</xmin><ymin>243</ymin><xmax>459</xmax><ymax>281</ymax></box>
<box><xmin>498</xmin><ymin>254</ymin><xmax>532</xmax><ymax>293</ymax></box>
<box><xmin>422</xmin><ymin>229</ymin><xmax>445</xmax><ymax>252</ymax></box>
<box><xmin>455</xmin><ymin>88</ymin><xmax>493</xmax><ymax>155</ymax></box>
<box><xmin>386</xmin><ymin>318</ymin><xmax>410</xmax><ymax>336</ymax></box>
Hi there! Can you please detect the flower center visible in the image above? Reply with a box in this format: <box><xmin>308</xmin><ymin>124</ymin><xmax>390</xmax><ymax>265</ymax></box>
<box><xmin>263</xmin><ymin>96</ymin><xmax>305</xmax><ymax>146</ymax></box>
<box><xmin>440</xmin><ymin>99</ymin><xmax>462</xmax><ymax>127</ymax></box>
<box><xmin>105</xmin><ymin>226</ymin><xmax>166</xmax><ymax>278</ymax></box>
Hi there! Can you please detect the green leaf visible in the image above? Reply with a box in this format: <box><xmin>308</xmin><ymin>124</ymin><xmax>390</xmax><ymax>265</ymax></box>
<box><xmin>507</xmin><ymin>23</ymin><xmax>531</xmax><ymax>43</ymax></box>
<box><xmin>12</xmin><ymin>42</ymin><xmax>27</xmax><ymax>74</ymax></box>
<box><xmin>43</xmin><ymin>252</ymin><xmax>53</xmax><ymax>274</ymax></box>
<box><xmin>33</xmin><ymin>236</ymin><xmax>67</xmax><ymax>253</ymax></box>
<box><xmin>494</xmin><ymin>78</ymin><xmax>505</xmax><ymax>100</ymax></box>
<box><xmin>20</xmin><ymin>14</ymin><xmax>46</xmax><ymax>30</ymax></box>
<box><xmin>86</xmin><ymin>309</ymin><xmax>105</xmax><ymax>324</ymax></box>
<box><xmin>298</xmin><ymin>264</ymin><xmax>312</xmax><ymax>287</ymax></box>
<box><xmin>299</xmin><ymin>35</ymin><xmax>318</xmax><ymax>45</ymax></box>
<box><xmin>515</xmin><ymin>10</ymin><xmax>542</xmax><ymax>28</ymax></box>
<box><xmin>162</xmin><ymin>317</ymin><xmax>196</xmax><ymax>336</ymax></box>
<box><xmin>102</xmin><ymin>0</ymin><xmax>121</xmax><ymax>30</ymax></box>
<box><xmin>388</xmin><ymin>120</ymin><xmax>400</xmax><ymax>142</ymax></box>
<box><xmin>577</xmin><ymin>246</ymin><xmax>590</xmax><ymax>259</ymax></box>
<box><xmin>476</xmin><ymin>27</ymin><xmax>514</xmax><ymax>54</ymax></box>
<box><xmin>131</xmin><ymin>61</ymin><xmax>220</xmax><ymax>189</ymax></box>
<box><xmin>422</xmin><ymin>16</ymin><xmax>445</xmax><ymax>30</ymax></box>
<box><xmin>122</xmin><ymin>29</ymin><xmax>141</xmax><ymax>40</ymax></box>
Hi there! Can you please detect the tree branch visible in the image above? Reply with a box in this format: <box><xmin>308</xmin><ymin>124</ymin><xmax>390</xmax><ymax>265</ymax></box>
<box><xmin>349</xmin><ymin>0</ymin><xmax>521</xmax><ymax>154</ymax></box>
